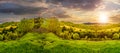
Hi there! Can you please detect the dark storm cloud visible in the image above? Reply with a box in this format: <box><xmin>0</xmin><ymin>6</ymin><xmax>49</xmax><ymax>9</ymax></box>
<box><xmin>0</xmin><ymin>0</ymin><xmax>43</xmax><ymax>2</ymax></box>
<box><xmin>0</xmin><ymin>0</ymin><xmax>70</xmax><ymax>19</ymax></box>
<box><xmin>0</xmin><ymin>0</ymin><xmax>103</xmax><ymax>15</ymax></box>
<box><xmin>0</xmin><ymin>0</ymin><xmax>69</xmax><ymax>16</ymax></box>
<box><xmin>0</xmin><ymin>3</ymin><xmax>47</xmax><ymax>15</ymax></box>
<box><xmin>46</xmin><ymin>0</ymin><xmax>102</xmax><ymax>10</ymax></box>
<box><xmin>0</xmin><ymin>0</ymin><xmax>103</xmax><ymax>23</ymax></box>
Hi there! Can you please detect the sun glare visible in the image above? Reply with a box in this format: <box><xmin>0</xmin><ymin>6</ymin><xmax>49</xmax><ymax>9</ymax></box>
<box><xmin>98</xmin><ymin>11</ymin><xmax>109</xmax><ymax>23</ymax></box>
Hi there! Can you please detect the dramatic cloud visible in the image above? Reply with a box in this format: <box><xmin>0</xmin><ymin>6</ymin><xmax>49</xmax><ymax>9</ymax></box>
<box><xmin>0</xmin><ymin>3</ymin><xmax>47</xmax><ymax>15</ymax></box>
<box><xmin>40</xmin><ymin>5</ymin><xmax>71</xmax><ymax>18</ymax></box>
<box><xmin>0</xmin><ymin>0</ymin><xmax>69</xmax><ymax>16</ymax></box>
<box><xmin>0</xmin><ymin>0</ymin><xmax>103</xmax><ymax>15</ymax></box>
<box><xmin>46</xmin><ymin>0</ymin><xmax>102</xmax><ymax>10</ymax></box>
<box><xmin>0</xmin><ymin>0</ymin><xmax>43</xmax><ymax>2</ymax></box>
<box><xmin>0</xmin><ymin>0</ymin><xmax>120</xmax><ymax>23</ymax></box>
<box><xmin>0</xmin><ymin>0</ymin><xmax>71</xmax><ymax>23</ymax></box>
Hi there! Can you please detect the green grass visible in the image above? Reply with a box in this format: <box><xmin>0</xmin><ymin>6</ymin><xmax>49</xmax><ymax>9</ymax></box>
<box><xmin>0</xmin><ymin>33</ymin><xmax>120</xmax><ymax>53</ymax></box>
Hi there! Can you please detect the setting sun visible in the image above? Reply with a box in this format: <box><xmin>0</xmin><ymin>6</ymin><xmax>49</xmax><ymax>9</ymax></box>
<box><xmin>98</xmin><ymin>11</ymin><xmax>109</xmax><ymax>23</ymax></box>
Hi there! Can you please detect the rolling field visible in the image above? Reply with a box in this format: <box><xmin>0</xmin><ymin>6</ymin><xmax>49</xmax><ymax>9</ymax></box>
<box><xmin>0</xmin><ymin>33</ymin><xmax>120</xmax><ymax>53</ymax></box>
<box><xmin>0</xmin><ymin>18</ymin><xmax>120</xmax><ymax>53</ymax></box>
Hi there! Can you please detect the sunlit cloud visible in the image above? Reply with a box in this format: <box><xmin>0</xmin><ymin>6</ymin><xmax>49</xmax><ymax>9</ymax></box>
<box><xmin>0</xmin><ymin>0</ymin><xmax>120</xmax><ymax>23</ymax></box>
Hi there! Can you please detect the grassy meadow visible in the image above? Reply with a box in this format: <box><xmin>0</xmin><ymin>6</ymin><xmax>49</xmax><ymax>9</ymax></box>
<box><xmin>0</xmin><ymin>17</ymin><xmax>120</xmax><ymax>53</ymax></box>
<box><xmin>0</xmin><ymin>33</ymin><xmax>120</xmax><ymax>53</ymax></box>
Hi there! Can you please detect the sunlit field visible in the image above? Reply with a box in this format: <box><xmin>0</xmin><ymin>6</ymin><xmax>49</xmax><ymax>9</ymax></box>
<box><xmin>0</xmin><ymin>17</ymin><xmax>120</xmax><ymax>53</ymax></box>
<box><xmin>0</xmin><ymin>33</ymin><xmax>120</xmax><ymax>53</ymax></box>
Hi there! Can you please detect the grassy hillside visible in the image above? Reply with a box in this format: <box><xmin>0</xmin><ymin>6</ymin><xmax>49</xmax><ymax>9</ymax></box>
<box><xmin>0</xmin><ymin>17</ymin><xmax>120</xmax><ymax>53</ymax></box>
<box><xmin>0</xmin><ymin>32</ymin><xmax>120</xmax><ymax>53</ymax></box>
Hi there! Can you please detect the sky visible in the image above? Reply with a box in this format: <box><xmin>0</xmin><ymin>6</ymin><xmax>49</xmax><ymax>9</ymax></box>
<box><xmin>0</xmin><ymin>0</ymin><xmax>120</xmax><ymax>23</ymax></box>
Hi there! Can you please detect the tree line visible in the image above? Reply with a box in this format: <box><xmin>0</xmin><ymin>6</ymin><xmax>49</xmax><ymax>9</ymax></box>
<box><xmin>0</xmin><ymin>17</ymin><xmax>120</xmax><ymax>41</ymax></box>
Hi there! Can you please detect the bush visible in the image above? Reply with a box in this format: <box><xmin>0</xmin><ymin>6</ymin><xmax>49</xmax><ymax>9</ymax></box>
<box><xmin>0</xmin><ymin>34</ymin><xmax>3</xmax><ymax>41</ymax></box>
<box><xmin>45</xmin><ymin>18</ymin><xmax>60</xmax><ymax>34</ymax></box>
<box><xmin>17</xmin><ymin>18</ymin><xmax>34</xmax><ymax>33</ymax></box>
<box><xmin>72</xmin><ymin>33</ymin><xmax>80</xmax><ymax>40</ymax></box>
<box><xmin>112</xmin><ymin>33</ymin><xmax>119</xmax><ymax>40</ymax></box>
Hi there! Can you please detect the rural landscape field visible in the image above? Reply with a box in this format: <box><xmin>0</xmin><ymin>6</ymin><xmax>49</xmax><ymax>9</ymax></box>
<box><xmin>0</xmin><ymin>18</ymin><xmax>120</xmax><ymax>53</ymax></box>
<box><xmin>0</xmin><ymin>0</ymin><xmax>120</xmax><ymax>53</ymax></box>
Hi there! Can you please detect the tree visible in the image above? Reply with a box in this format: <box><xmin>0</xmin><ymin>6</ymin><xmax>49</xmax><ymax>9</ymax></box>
<box><xmin>79</xmin><ymin>32</ymin><xmax>86</xmax><ymax>38</ymax></box>
<box><xmin>46</xmin><ymin>17</ymin><xmax>60</xmax><ymax>34</ymax></box>
<box><xmin>7</xmin><ymin>32</ymin><xmax>18</xmax><ymax>40</ymax></box>
<box><xmin>62</xmin><ymin>26</ymin><xmax>66</xmax><ymax>32</ymax></box>
<box><xmin>112</xmin><ymin>33</ymin><xmax>119</xmax><ymax>40</ymax></box>
<box><xmin>0</xmin><ymin>28</ymin><xmax>3</xmax><ymax>34</ymax></box>
<box><xmin>0</xmin><ymin>34</ymin><xmax>3</xmax><ymax>41</ymax></box>
<box><xmin>63</xmin><ymin>31</ymin><xmax>69</xmax><ymax>39</ymax></box>
<box><xmin>17</xmin><ymin>18</ymin><xmax>34</xmax><ymax>33</ymax></box>
<box><xmin>34</xmin><ymin>17</ymin><xmax>44</xmax><ymax>29</ymax></box>
<box><xmin>59</xmin><ymin>32</ymin><xmax>65</xmax><ymax>38</ymax></box>
<box><xmin>72</xmin><ymin>33</ymin><xmax>80</xmax><ymax>40</ymax></box>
